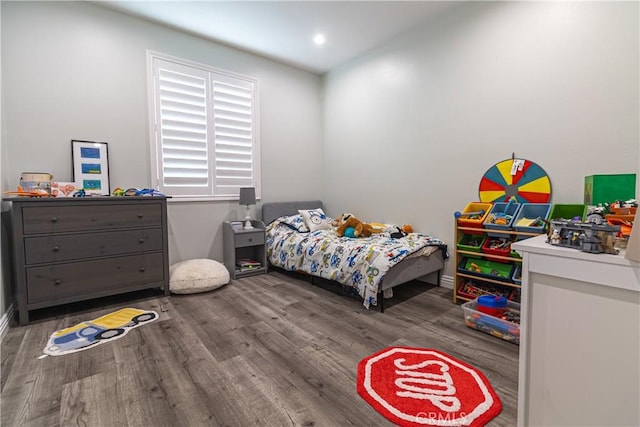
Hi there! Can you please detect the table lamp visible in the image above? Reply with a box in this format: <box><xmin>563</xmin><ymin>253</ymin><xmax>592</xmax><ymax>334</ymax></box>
<box><xmin>239</xmin><ymin>187</ymin><xmax>256</xmax><ymax>230</ymax></box>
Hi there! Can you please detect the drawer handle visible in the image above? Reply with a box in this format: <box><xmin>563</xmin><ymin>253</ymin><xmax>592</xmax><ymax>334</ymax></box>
<box><xmin>248</xmin><ymin>238</ymin><xmax>252</xmax><ymax>242</ymax></box>
<box><xmin>139</xmin><ymin>238</ymin><xmax>145</xmax><ymax>244</ymax></box>
<box><xmin>54</xmin><ymin>279</ymin><xmax>62</xmax><ymax>286</ymax></box>
<box><xmin>139</xmin><ymin>267</ymin><xmax>145</xmax><ymax>272</ymax></box>
<box><xmin>138</xmin><ymin>213</ymin><xmax>144</xmax><ymax>219</ymax></box>
<box><xmin>52</xmin><ymin>246</ymin><xmax>60</xmax><ymax>252</ymax></box>
<box><xmin>51</xmin><ymin>217</ymin><xmax>59</xmax><ymax>223</ymax></box>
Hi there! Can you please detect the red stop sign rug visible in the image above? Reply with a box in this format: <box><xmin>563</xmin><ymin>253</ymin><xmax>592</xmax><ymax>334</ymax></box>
<box><xmin>357</xmin><ymin>347</ymin><xmax>502</xmax><ymax>427</ymax></box>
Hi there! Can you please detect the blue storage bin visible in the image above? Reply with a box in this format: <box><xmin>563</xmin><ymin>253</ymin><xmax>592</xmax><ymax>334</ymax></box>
<box><xmin>511</xmin><ymin>265</ymin><xmax>522</xmax><ymax>285</ymax></box>
<box><xmin>483</xmin><ymin>202</ymin><xmax>521</xmax><ymax>237</ymax></box>
<box><xmin>513</xmin><ymin>203</ymin><xmax>551</xmax><ymax>235</ymax></box>
<box><xmin>477</xmin><ymin>295</ymin><xmax>508</xmax><ymax>316</ymax></box>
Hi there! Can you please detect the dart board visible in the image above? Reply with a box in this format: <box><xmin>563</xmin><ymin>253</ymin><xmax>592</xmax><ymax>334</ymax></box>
<box><xmin>478</xmin><ymin>158</ymin><xmax>551</xmax><ymax>203</ymax></box>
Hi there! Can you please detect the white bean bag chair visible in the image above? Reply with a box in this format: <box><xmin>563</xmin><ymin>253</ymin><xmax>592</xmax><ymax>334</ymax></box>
<box><xmin>169</xmin><ymin>258</ymin><xmax>230</xmax><ymax>294</ymax></box>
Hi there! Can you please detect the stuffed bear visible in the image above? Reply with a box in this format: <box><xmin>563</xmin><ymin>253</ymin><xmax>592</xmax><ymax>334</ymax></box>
<box><xmin>331</xmin><ymin>213</ymin><xmax>378</xmax><ymax>238</ymax></box>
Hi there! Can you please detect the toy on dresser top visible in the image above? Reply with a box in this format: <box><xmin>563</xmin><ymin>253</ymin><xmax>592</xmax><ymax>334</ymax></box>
<box><xmin>547</xmin><ymin>220</ymin><xmax>620</xmax><ymax>254</ymax></box>
<box><xmin>111</xmin><ymin>187</ymin><xmax>166</xmax><ymax>197</ymax></box>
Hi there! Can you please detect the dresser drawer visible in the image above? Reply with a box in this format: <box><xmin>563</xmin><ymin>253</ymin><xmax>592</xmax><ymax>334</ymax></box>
<box><xmin>24</xmin><ymin>228</ymin><xmax>164</xmax><ymax>265</ymax></box>
<box><xmin>22</xmin><ymin>203</ymin><xmax>162</xmax><ymax>234</ymax></box>
<box><xmin>235</xmin><ymin>231</ymin><xmax>265</xmax><ymax>248</ymax></box>
<box><xmin>25</xmin><ymin>253</ymin><xmax>165</xmax><ymax>304</ymax></box>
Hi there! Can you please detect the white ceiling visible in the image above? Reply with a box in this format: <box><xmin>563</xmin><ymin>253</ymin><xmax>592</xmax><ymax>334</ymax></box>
<box><xmin>96</xmin><ymin>1</ymin><xmax>460</xmax><ymax>74</ymax></box>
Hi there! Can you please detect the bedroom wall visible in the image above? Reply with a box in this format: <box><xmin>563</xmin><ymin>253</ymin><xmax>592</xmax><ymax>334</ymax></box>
<box><xmin>1</xmin><ymin>1</ymin><xmax>323</xmax><ymax>320</ymax></box>
<box><xmin>323</xmin><ymin>1</ymin><xmax>639</xmax><ymax>280</ymax></box>
<box><xmin>0</xmin><ymin>2</ymin><xmax>9</xmax><ymax>331</ymax></box>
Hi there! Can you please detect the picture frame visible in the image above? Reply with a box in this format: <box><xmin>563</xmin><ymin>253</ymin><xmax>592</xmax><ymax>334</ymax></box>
<box><xmin>71</xmin><ymin>140</ymin><xmax>110</xmax><ymax>195</ymax></box>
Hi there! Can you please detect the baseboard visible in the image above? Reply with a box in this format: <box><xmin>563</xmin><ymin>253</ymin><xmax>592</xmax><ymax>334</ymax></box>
<box><xmin>440</xmin><ymin>275</ymin><xmax>454</xmax><ymax>289</ymax></box>
<box><xmin>0</xmin><ymin>303</ymin><xmax>15</xmax><ymax>341</ymax></box>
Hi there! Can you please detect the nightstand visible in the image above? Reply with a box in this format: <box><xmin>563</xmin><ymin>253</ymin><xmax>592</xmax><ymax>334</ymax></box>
<box><xmin>223</xmin><ymin>220</ymin><xmax>267</xmax><ymax>279</ymax></box>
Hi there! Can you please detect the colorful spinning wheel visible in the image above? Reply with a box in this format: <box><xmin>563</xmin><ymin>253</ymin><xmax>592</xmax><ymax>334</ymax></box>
<box><xmin>479</xmin><ymin>158</ymin><xmax>552</xmax><ymax>203</ymax></box>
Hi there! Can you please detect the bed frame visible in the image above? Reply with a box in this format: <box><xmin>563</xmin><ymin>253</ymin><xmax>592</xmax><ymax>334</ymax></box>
<box><xmin>261</xmin><ymin>201</ymin><xmax>446</xmax><ymax>312</ymax></box>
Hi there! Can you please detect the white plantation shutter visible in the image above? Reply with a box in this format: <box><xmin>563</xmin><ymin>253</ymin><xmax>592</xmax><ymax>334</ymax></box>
<box><xmin>212</xmin><ymin>77</ymin><xmax>255</xmax><ymax>195</ymax></box>
<box><xmin>155</xmin><ymin>63</ymin><xmax>211</xmax><ymax>195</ymax></box>
<box><xmin>149</xmin><ymin>53</ymin><xmax>260</xmax><ymax>199</ymax></box>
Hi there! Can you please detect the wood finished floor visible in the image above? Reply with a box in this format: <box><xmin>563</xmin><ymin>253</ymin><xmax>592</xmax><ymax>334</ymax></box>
<box><xmin>1</xmin><ymin>271</ymin><xmax>518</xmax><ymax>427</ymax></box>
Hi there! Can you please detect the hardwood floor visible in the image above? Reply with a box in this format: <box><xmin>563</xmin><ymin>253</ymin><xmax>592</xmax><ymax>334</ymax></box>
<box><xmin>1</xmin><ymin>271</ymin><xmax>519</xmax><ymax>426</ymax></box>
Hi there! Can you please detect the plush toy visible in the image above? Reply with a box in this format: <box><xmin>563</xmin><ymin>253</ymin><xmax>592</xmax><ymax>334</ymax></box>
<box><xmin>332</xmin><ymin>213</ymin><xmax>378</xmax><ymax>238</ymax></box>
<box><xmin>344</xmin><ymin>227</ymin><xmax>356</xmax><ymax>238</ymax></box>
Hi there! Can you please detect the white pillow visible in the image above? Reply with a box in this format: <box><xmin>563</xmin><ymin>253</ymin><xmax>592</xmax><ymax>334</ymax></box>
<box><xmin>169</xmin><ymin>259</ymin><xmax>230</xmax><ymax>294</ymax></box>
<box><xmin>298</xmin><ymin>208</ymin><xmax>333</xmax><ymax>232</ymax></box>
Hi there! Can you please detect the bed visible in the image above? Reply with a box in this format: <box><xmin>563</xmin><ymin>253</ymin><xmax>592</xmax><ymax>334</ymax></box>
<box><xmin>262</xmin><ymin>201</ymin><xmax>448</xmax><ymax>311</ymax></box>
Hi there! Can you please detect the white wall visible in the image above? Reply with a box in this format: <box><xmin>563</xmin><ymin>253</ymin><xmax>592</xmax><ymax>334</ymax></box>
<box><xmin>1</xmin><ymin>1</ymin><xmax>324</xmax><ymax>320</ymax></box>
<box><xmin>1</xmin><ymin>1</ymin><xmax>323</xmax><ymax>260</ymax></box>
<box><xmin>1</xmin><ymin>1</ymin><xmax>638</xmax><ymax>323</ymax></box>
<box><xmin>323</xmin><ymin>1</ymin><xmax>639</xmax><ymax>278</ymax></box>
<box><xmin>0</xmin><ymin>2</ymin><xmax>7</xmax><ymax>326</ymax></box>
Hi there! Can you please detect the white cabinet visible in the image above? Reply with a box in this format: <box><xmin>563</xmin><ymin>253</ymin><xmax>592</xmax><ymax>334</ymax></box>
<box><xmin>512</xmin><ymin>235</ymin><xmax>640</xmax><ymax>427</ymax></box>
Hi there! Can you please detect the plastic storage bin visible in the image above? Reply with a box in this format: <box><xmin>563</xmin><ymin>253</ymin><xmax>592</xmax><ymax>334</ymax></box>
<box><xmin>477</xmin><ymin>295</ymin><xmax>508</xmax><ymax>316</ymax></box>
<box><xmin>606</xmin><ymin>206</ymin><xmax>637</xmax><ymax>226</ymax></box>
<box><xmin>483</xmin><ymin>201</ymin><xmax>521</xmax><ymax>236</ymax></box>
<box><xmin>456</xmin><ymin>279</ymin><xmax>516</xmax><ymax>301</ymax></box>
<box><xmin>549</xmin><ymin>204</ymin><xmax>588</xmax><ymax>222</ymax></box>
<box><xmin>609</xmin><ymin>206</ymin><xmax>637</xmax><ymax>215</ymax></box>
<box><xmin>462</xmin><ymin>299</ymin><xmax>521</xmax><ymax>344</ymax></box>
<box><xmin>457</xmin><ymin>257</ymin><xmax>515</xmax><ymax>282</ymax></box>
<box><xmin>457</xmin><ymin>234</ymin><xmax>485</xmax><ymax>258</ymax></box>
<box><xmin>513</xmin><ymin>203</ymin><xmax>552</xmax><ymax>235</ymax></box>
<box><xmin>481</xmin><ymin>237</ymin><xmax>513</xmax><ymax>262</ymax></box>
<box><xmin>511</xmin><ymin>265</ymin><xmax>522</xmax><ymax>285</ymax></box>
<box><xmin>456</xmin><ymin>202</ymin><xmax>492</xmax><ymax>234</ymax></box>
<box><xmin>584</xmin><ymin>174</ymin><xmax>636</xmax><ymax>206</ymax></box>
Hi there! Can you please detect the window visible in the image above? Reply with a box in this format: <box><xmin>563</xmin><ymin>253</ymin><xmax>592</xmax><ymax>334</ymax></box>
<box><xmin>148</xmin><ymin>52</ymin><xmax>260</xmax><ymax>200</ymax></box>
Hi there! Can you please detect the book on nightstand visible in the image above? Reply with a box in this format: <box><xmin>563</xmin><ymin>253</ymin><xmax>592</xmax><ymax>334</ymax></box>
<box><xmin>236</xmin><ymin>259</ymin><xmax>262</xmax><ymax>270</ymax></box>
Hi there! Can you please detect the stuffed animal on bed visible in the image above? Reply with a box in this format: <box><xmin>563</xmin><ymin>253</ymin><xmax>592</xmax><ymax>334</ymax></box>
<box><xmin>331</xmin><ymin>213</ymin><xmax>380</xmax><ymax>238</ymax></box>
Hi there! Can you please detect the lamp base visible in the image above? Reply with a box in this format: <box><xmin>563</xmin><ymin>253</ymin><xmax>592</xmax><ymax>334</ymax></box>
<box><xmin>243</xmin><ymin>206</ymin><xmax>254</xmax><ymax>230</ymax></box>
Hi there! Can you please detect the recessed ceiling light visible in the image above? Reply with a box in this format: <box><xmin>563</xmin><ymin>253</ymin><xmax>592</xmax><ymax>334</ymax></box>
<box><xmin>313</xmin><ymin>33</ymin><xmax>326</xmax><ymax>46</ymax></box>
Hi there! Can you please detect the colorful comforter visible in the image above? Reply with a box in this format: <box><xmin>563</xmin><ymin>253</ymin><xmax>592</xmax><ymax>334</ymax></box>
<box><xmin>266</xmin><ymin>217</ymin><xmax>446</xmax><ymax>308</ymax></box>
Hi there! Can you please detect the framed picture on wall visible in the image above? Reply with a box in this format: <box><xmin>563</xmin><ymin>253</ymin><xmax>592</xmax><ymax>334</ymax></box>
<box><xmin>71</xmin><ymin>140</ymin><xmax>110</xmax><ymax>195</ymax></box>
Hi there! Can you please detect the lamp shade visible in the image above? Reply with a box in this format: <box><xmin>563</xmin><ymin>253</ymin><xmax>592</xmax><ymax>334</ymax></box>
<box><xmin>238</xmin><ymin>187</ymin><xmax>256</xmax><ymax>206</ymax></box>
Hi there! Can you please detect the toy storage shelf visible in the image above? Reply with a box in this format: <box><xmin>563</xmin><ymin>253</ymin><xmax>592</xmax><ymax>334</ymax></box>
<box><xmin>453</xmin><ymin>225</ymin><xmax>539</xmax><ymax>304</ymax></box>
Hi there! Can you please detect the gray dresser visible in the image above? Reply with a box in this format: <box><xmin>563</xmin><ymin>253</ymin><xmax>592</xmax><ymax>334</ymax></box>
<box><xmin>3</xmin><ymin>196</ymin><xmax>170</xmax><ymax>325</ymax></box>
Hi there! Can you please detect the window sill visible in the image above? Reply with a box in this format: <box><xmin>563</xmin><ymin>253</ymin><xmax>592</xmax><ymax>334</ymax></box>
<box><xmin>166</xmin><ymin>195</ymin><xmax>261</xmax><ymax>203</ymax></box>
